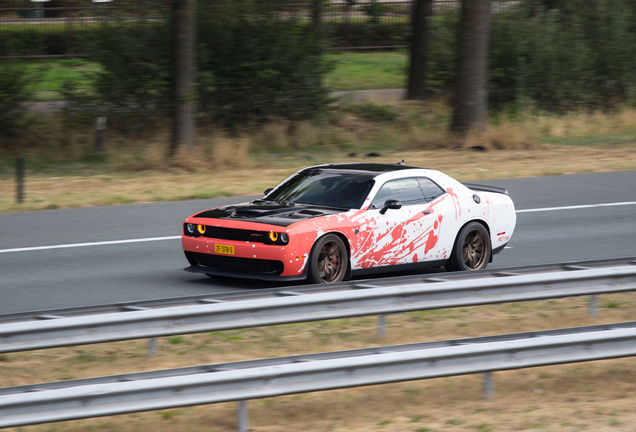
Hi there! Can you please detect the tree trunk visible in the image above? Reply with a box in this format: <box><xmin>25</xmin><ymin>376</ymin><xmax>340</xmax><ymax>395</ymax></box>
<box><xmin>450</xmin><ymin>0</ymin><xmax>491</xmax><ymax>136</ymax></box>
<box><xmin>407</xmin><ymin>0</ymin><xmax>433</xmax><ymax>100</ymax></box>
<box><xmin>169</xmin><ymin>0</ymin><xmax>196</xmax><ymax>157</ymax></box>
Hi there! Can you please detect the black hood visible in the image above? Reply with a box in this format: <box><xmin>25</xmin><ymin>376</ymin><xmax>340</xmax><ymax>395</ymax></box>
<box><xmin>193</xmin><ymin>199</ymin><xmax>347</xmax><ymax>227</ymax></box>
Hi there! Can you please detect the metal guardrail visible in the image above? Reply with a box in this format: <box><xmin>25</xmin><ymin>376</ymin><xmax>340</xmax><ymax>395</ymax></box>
<box><xmin>3</xmin><ymin>257</ymin><xmax>633</xmax><ymax>325</ymax></box>
<box><xmin>1</xmin><ymin>258</ymin><xmax>636</xmax><ymax>354</ymax></box>
<box><xmin>2</xmin><ymin>321</ymin><xmax>636</xmax><ymax>428</ymax></box>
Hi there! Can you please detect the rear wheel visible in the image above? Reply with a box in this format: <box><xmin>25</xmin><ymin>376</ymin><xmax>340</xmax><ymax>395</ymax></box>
<box><xmin>445</xmin><ymin>222</ymin><xmax>491</xmax><ymax>272</ymax></box>
<box><xmin>307</xmin><ymin>234</ymin><xmax>348</xmax><ymax>284</ymax></box>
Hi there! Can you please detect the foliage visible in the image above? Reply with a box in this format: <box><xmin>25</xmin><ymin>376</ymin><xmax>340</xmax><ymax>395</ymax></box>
<box><xmin>326</xmin><ymin>21</ymin><xmax>410</xmax><ymax>48</ymax></box>
<box><xmin>196</xmin><ymin>0</ymin><xmax>335</xmax><ymax>129</ymax></box>
<box><xmin>426</xmin><ymin>15</ymin><xmax>460</xmax><ymax>90</ymax></box>
<box><xmin>489</xmin><ymin>0</ymin><xmax>636</xmax><ymax>111</ymax></box>
<box><xmin>363</xmin><ymin>0</ymin><xmax>385</xmax><ymax>23</ymax></box>
<box><xmin>64</xmin><ymin>19</ymin><xmax>171</xmax><ymax>131</ymax></box>
<box><xmin>421</xmin><ymin>1</ymin><xmax>636</xmax><ymax>112</ymax></box>
<box><xmin>5</xmin><ymin>0</ymin><xmax>636</xmax><ymax>136</ymax></box>
<box><xmin>0</xmin><ymin>62</ymin><xmax>35</xmax><ymax>137</ymax></box>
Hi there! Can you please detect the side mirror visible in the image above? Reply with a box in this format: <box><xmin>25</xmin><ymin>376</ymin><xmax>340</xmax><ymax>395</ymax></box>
<box><xmin>379</xmin><ymin>199</ymin><xmax>402</xmax><ymax>215</ymax></box>
<box><xmin>264</xmin><ymin>188</ymin><xmax>273</xmax><ymax>195</ymax></box>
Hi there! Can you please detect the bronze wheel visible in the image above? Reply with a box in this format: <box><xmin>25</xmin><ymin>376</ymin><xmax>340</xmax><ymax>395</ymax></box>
<box><xmin>308</xmin><ymin>234</ymin><xmax>347</xmax><ymax>284</ymax></box>
<box><xmin>445</xmin><ymin>222</ymin><xmax>491</xmax><ymax>272</ymax></box>
<box><xmin>461</xmin><ymin>228</ymin><xmax>488</xmax><ymax>270</ymax></box>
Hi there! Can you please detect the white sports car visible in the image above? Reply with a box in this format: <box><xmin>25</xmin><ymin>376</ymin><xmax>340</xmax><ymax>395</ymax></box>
<box><xmin>183</xmin><ymin>162</ymin><xmax>516</xmax><ymax>283</ymax></box>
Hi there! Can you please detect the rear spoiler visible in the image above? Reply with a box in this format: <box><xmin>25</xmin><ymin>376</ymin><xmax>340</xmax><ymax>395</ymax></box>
<box><xmin>461</xmin><ymin>182</ymin><xmax>509</xmax><ymax>195</ymax></box>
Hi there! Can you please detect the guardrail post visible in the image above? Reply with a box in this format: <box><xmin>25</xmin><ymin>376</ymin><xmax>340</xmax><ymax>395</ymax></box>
<box><xmin>16</xmin><ymin>157</ymin><xmax>25</xmax><ymax>204</ymax></box>
<box><xmin>377</xmin><ymin>315</ymin><xmax>386</xmax><ymax>337</ymax></box>
<box><xmin>237</xmin><ymin>400</ymin><xmax>248</xmax><ymax>432</ymax></box>
<box><xmin>589</xmin><ymin>295</ymin><xmax>597</xmax><ymax>317</ymax></box>
<box><xmin>483</xmin><ymin>372</ymin><xmax>494</xmax><ymax>400</ymax></box>
<box><xmin>95</xmin><ymin>117</ymin><xmax>107</xmax><ymax>153</ymax></box>
<box><xmin>147</xmin><ymin>338</ymin><xmax>157</xmax><ymax>357</ymax></box>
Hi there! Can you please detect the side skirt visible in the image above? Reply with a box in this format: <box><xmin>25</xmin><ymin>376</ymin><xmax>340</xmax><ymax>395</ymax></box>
<box><xmin>351</xmin><ymin>259</ymin><xmax>447</xmax><ymax>278</ymax></box>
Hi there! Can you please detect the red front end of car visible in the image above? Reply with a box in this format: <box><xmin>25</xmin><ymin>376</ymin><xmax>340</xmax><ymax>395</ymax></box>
<box><xmin>182</xmin><ymin>217</ymin><xmax>311</xmax><ymax>281</ymax></box>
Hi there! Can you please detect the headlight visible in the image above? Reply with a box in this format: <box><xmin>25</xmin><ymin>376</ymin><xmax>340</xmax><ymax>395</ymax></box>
<box><xmin>265</xmin><ymin>231</ymin><xmax>289</xmax><ymax>245</ymax></box>
<box><xmin>184</xmin><ymin>223</ymin><xmax>206</xmax><ymax>237</ymax></box>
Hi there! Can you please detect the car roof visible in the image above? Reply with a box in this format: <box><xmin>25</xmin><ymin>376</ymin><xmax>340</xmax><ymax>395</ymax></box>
<box><xmin>310</xmin><ymin>163</ymin><xmax>424</xmax><ymax>176</ymax></box>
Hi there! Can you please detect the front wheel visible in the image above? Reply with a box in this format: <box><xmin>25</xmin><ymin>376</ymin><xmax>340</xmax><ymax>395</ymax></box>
<box><xmin>445</xmin><ymin>222</ymin><xmax>491</xmax><ymax>272</ymax></box>
<box><xmin>307</xmin><ymin>234</ymin><xmax>348</xmax><ymax>284</ymax></box>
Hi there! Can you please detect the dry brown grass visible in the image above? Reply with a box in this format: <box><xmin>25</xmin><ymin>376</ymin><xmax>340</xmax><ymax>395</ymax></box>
<box><xmin>2</xmin><ymin>103</ymin><xmax>636</xmax><ymax>213</ymax></box>
<box><xmin>3</xmin><ymin>142</ymin><xmax>636</xmax><ymax>213</ymax></box>
<box><xmin>2</xmin><ymin>295</ymin><xmax>636</xmax><ymax>431</ymax></box>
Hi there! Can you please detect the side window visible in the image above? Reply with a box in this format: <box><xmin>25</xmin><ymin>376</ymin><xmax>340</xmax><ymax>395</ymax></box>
<box><xmin>370</xmin><ymin>178</ymin><xmax>426</xmax><ymax>209</ymax></box>
<box><xmin>417</xmin><ymin>177</ymin><xmax>445</xmax><ymax>201</ymax></box>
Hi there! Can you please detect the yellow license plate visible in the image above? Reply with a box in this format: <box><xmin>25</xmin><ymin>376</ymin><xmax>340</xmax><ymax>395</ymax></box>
<box><xmin>215</xmin><ymin>244</ymin><xmax>234</xmax><ymax>255</ymax></box>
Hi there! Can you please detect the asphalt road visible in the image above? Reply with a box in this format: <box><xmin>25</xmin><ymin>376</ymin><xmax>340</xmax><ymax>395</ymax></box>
<box><xmin>2</xmin><ymin>170</ymin><xmax>636</xmax><ymax>315</ymax></box>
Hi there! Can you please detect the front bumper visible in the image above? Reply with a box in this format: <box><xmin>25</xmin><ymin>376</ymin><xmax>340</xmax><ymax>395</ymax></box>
<box><xmin>182</xmin><ymin>226</ymin><xmax>311</xmax><ymax>280</ymax></box>
<box><xmin>183</xmin><ymin>264</ymin><xmax>307</xmax><ymax>282</ymax></box>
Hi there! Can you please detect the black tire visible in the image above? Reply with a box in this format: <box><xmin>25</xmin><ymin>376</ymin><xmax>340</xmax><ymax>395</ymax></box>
<box><xmin>307</xmin><ymin>234</ymin><xmax>348</xmax><ymax>284</ymax></box>
<box><xmin>445</xmin><ymin>222</ymin><xmax>491</xmax><ymax>272</ymax></box>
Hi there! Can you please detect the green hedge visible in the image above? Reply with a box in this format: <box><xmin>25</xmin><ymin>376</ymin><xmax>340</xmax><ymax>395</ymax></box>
<box><xmin>489</xmin><ymin>0</ymin><xmax>636</xmax><ymax>111</ymax></box>
<box><xmin>196</xmin><ymin>1</ymin><xmax>333</xmax><ymax>128</ymax></box>
<box><xmin>0</xmin><ymin>62</ymin><xmax>33</xmax><ymax>137</ymax></box>
<box><xmin>63</xmin><ymin>1</ymin><xmax>334</xmax><ymax>130</ymax></box>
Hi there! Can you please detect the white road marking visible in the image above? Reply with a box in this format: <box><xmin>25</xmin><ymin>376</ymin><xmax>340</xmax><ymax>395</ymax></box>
<box><xmin>0</xmin><ymin>236</ymin><xmax>181</xmax><ymax>254</ymax></box>
<box><xmin>516</xmin><ymin>201</ymin><xmax>636</xmax><ymax>213</ymax></box>
<box><xmin>1</xmin><ymin>201</ymin><xmax>635</xmax><ymax>254</ymax></box>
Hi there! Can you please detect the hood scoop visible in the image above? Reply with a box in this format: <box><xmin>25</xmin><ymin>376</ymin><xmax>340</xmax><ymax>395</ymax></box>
<box><xmin>297</xmin><ymin>209</ymin><xmax>323</xmax><ymax>216</ymax></box>
<box><xmin>230</xmin><ymin>209</ymin><xmax>263</xmax><ymax>218</ymax></box>
<box><xmin>194</xmin><ymin>201</ymin><xmax>345</xmax><ymax>227</ymax></box>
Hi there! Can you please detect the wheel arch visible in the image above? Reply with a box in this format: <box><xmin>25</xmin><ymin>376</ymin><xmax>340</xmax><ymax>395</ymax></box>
<box><xmin>313</xmin><ymin>231</ymin><xmax>352</xmax><ymax>280</ymax></box>
<box><xmin>454</xmin><ymin>218</ymin><xmax>493</xmax><ymax>263</ymax></box>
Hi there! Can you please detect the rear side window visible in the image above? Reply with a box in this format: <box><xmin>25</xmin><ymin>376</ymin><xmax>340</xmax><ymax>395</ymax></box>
<box><xmin>371</xmin><ymin>178</ymin><xmax>426</xmax><ymax>208</ymax></box>
<box><xmin>417</xmin><ymin>177</ymin><xmax>445</xmax><ymax>201</ymax></box>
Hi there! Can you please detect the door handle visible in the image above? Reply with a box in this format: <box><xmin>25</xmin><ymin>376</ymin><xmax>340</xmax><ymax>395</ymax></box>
<box><xmin>422</xmin><ymin>210</ymin><xmax>431</xmax><ymax>215</ymax></box>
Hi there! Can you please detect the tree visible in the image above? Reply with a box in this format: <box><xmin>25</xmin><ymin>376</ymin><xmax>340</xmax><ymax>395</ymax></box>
<box><xmin>451</xmin><ymin>0</ymin><xmax>491</xmax><ymax>135</ymax></box>
<box><xmin>407</xmin><ymin>0</ymin><xmax>433</xmax><ymax>100</ymax></box>
<box><xmin>169</xmin><ymin>0</ymin><xmax>196</xmax><ymax>157</ymax></box>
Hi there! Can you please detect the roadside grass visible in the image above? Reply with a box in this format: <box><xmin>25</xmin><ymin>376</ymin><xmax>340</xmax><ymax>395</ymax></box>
<box><xmin>325</xmin><ymin>50</ymin><xmax>408</xmax><ymax>90</ymax></box>
<box><xmin>539</xmin><ymin>130</ymin><xmax>636</xmax><ymax>147</ymax></box>
<box><xmin>2</xmin><ymin>294</ymin><xmax>636</xmax><ymax>431</ymax></box>
<box><xmin>22</xmin><ymin>59</ymin><xmax>103</xmax><ymax>101</ymax></box>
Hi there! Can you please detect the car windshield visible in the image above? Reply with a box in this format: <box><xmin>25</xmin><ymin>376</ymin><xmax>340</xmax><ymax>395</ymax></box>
<box><xmin>265</xmin><ymin>169</ymin><xmax>376</xmax><ymax>209</ymax></box>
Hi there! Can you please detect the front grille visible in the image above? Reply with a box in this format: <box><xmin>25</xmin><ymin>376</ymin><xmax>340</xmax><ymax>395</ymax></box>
<box><xmin>185</xmin><ymin>225</ymin><xmax>269</xmax><ymax>243</ymax></box>
<box><xmin>189</xmin><ymin>252</ymin><xmax>284</xmax><ymax>275</ymax></box>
